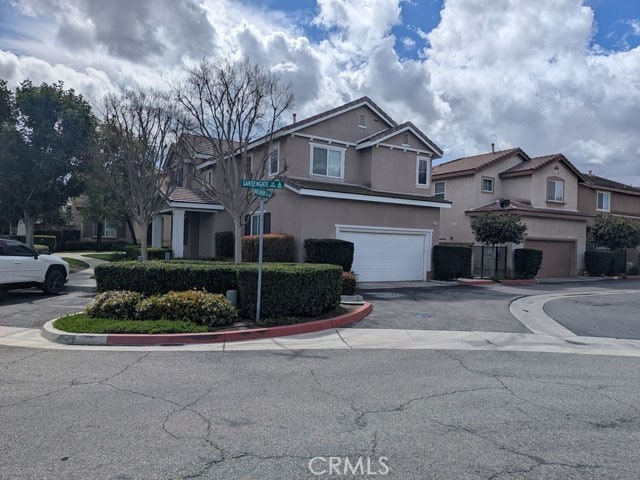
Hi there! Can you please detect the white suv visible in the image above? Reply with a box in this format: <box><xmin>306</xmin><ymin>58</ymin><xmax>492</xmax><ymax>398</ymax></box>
<box><xmin>0</xmin><ymin>238</ymin><xmax>70</xmax><ymax>295</ymax></box>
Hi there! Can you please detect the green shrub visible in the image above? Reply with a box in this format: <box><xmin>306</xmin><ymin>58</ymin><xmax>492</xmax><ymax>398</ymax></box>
<box><xmin>35</xmin><ymin>230</ymin><xmax>62</xmax><ymax>249</ymax></box>
<box><xmin>236</xmin><ymin>263</ymin><xmax>342</xmax><ymax>319</ymax></box>
<box><xmin>124</xmin><ymin>245</ymin><xmax>172</xmax><ymax>260</ymax></box>
<box><xmin>63</xmin><ymin>240</ymin><xmax>127</xmax><ymax>251</ymax></box>
<box><xmin>433</xmin><ymin>245</ymin><xmax>472</xmax><ymax>280</ymax></box>
<box><xmin>513</xmin><ymin>248</ymin><xmax>543</xmax><ymax>279</ymax></box>
<box><xmin>94</xmin><ymin>261</ymin><xmax>239</xmax><ymax>295</ymax></box>
<box><xmin>585</xmin><ymin>250</ymin><xmax>626</xmax><ymax>276</ymax></box>
<box><xmin>304</xmin><ymin>239</ymin><xmax>354</xmax><ymax>271</ymax></box>
<box><xmin>135</xmin><ymin>290</ymin><xmax>236</xmax><ymax>327</ymax></box>
<box><xmin>34</xmin><ymin>244</ymin><xmax>50</xmax><ymax>254</ymax></box>
<box><xmin>85</xmin><ymin>291</ymin><xmax>144</xmax><ymax>319</ymax></box>
<box><xmin>242</xmin><ymin>234</ymin><xmax>295</xmax><ymax>262</ymax></box>
<box><xmin>342</xmin><ymin>271</ymin><xmax>357</xmax><ymax>295</ymax></box>
<box><xmin>215</xmin><ymin>231</ymin><xmax>234</xmax><ymax>259</ymax></box>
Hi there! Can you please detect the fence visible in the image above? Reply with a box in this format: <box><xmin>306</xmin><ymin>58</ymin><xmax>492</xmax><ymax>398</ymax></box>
<box><xmin>473</xmin><ymin>245</ymin><xmax>507</xmax><ymax>278</ymax></box>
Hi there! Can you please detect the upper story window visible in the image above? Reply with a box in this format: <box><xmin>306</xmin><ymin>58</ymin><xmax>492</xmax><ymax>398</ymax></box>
<box><xmin>358</xmin><ymin>114</ymin><xmax>366</xmax><ymax>128</ymax></box>
<box><xmin>205</xmin><ymin>170</ymin><xmax>213</xmax><ymax>186</ymax></box>
<box><xmin>481</xmin><ymin>176</ymin><xmax>494</xmax><ymax>193</ymax></box>
<box><xmin>268</xmin><ymin>147</ymin><xmax>279</xmax><ymax>176</ymax></box>
<box><xmin>170</xmin><ymin>167</ymin><xmax>183</xmax><ymax>187</ymax></box>
<box><xmin>597</xmin><ymin>191</ymin><xmax>611</xmax><ymax>212</ymax></box>
<box><xmin>244</xmin><ymin>157</ymin><xmax>252</xmax><ymax>178</ymax></box>
<box><xmin>416</xmin><ymin>156</ymin><xmax>431</xmax><ymax>187</ymax></box>
<box><xmin>547</xmin><ymin>178</ymin><xmax>564</xmax><ymax>202</ymax></box>
<box><xmin>402</xmin><ymin>133</ymin><xmax>410</xmax><ymax>146</ymax></box>
<box><xmin>434</xmin><ymin>181</ymin><xmax>445</xmax><ymax>199</ymax></box>
<box><xmin>311</xmin><ymin>144</ymin><xmax>345</xmax><ymax>179</ymax></box>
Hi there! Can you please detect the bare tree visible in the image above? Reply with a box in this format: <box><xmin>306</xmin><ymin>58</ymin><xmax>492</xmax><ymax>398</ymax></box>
<box><xmin>175</xmin><ymin>57</ymin><xmax>294</xmax><ymax>262</ymax></box>
<box><xmin>91</xmin><ymin>87</ymin><xmax>183</xmax><ymax>260</ymax></box>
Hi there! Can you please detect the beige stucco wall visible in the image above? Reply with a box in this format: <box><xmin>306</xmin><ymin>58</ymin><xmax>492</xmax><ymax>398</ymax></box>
<box><xmin>530</xmin><ymin>161</ymin><xmax>579</xmax><ymax>210</ymax></box>
<box><xmin>370</xmin><ymin>146</ymin><xmax>434</xmax><ymax>195</ymax></box>
<box><xmin>436</xmin><ymin>175</ymin><xmax>475</xmax><ymax>242</ymax></box>
<box><xmin>501</xmin><ymin>176</ymin><xmax>532</xmax><ymax>204</ymax></box>
<box><xmin>519</xmin><ymin>216</ymin><xmax>587</xmax><ymax>271</ymax></box>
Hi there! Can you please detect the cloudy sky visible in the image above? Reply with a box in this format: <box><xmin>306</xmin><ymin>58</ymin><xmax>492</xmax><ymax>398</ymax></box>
<box><xmin>1</xmin><ymin>0</ymin><xmax>639</xmax><ymax>184</ymax></box>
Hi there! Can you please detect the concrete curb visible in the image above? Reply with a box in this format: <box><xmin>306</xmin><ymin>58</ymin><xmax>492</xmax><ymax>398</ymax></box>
<box><xmin>43</xmin><ymin>303</ymin><xmax>373</xmax><ymax>346</ymax></box>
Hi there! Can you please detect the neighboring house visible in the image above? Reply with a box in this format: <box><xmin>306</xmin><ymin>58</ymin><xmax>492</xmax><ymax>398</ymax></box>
<box><xmin>152</xmin><ymin>97</ymin><xmax>451</xmax><ymax>281</ymax></box>
<box><xmin>579</xmin><ymin>172</ymin><xmax>640</xmax><ymax>265</ymax></box>
<box><xmin>69</xmin><ymin>197</ymin><xmax>138</xmax><ymax>245</ymax></box>
<box><xmin>432</xmin><ymin>148</ymin><xmax>591</xmax><ymax>278</ymax></box>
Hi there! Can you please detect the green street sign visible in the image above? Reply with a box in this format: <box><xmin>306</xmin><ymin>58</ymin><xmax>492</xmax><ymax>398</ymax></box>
<box><xmin>241</xmin><ymin>179</ymin><xmax>285</xmax><ymax>189</ymax></box>
<box><xmin>253</xmin><ymin>188</ymin><xmax>273</xmax><ymax>199</ymax></box>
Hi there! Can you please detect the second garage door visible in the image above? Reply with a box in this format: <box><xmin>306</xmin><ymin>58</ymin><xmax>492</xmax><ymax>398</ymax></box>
<box><xmin>336</xmin><ymin>226</ymin><xmax>432</xmax><ymax>281</ymax></box>
<box><xmin>524</xmin><ymin>239</ymin><xmax>575</xmax><ymax>278</ymax></box>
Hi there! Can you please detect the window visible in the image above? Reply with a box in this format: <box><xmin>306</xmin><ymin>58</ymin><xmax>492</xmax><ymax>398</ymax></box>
<box><xmin>597</xmin><ymin>191</ymin><xmax>610</xmax><ymax>211</ymax></box>
<box><xmin>416</xmin><ymin>156</ymin><xmax>430</xmax><ymax>186</ymax></box>
<box><xmin>170</xmin><ymin>167</ymin><xmax>183</xmax><ymax>187</ymax></box>
<box><xmin>311</xmin><ymin>144</ymin><xmax>344</xmax><ymax>178</ymax></box>
<box><xmin>93</xmin><ymin>219</ymin><xmax>118</xmax><ymax>238</ymax></box>
<box><xmin>6</xmin><ymin>240</ymin><xmax>34</xmax><ymax>256</ymax></box>
<box><xmin>245</xmin><ymin>157</ymin><xmax>252</xmax><ymax>178</ymax></box>
<box><xmin>434</xmin><ymin>181</ymin><xmax>445</xmax><ymax>199</ymax></box>
<box><xmin>402</xmin><ymin>133</ymin><xmax>410</xmax><ymax>146</ymax></box>
<box><xmin>268</xmin><ymin>148</ymin><xmax>279</xmax><ymax>176</ymax></box>
<box><xmin>481</xmin><ymin>177</ymin><xmax>494</xmax><ymax>193</ymax></box>
<box><xmin>245</xmin><ymin>212</ymin><xmax>271</xmax><ymax>235</ymax></box>
<box><xmin>206</xmin><ymin>170</ymin><xmax>213</xmax><ymax>186</ymax></box>
<box><xmin>547</xmin><ymin>179</ymin><xmax>564</xmax><ymax>202</ymax></box>
<box><xmin>358</xmin><ymin>114</ymin><xmax>366</xmax><ymax>128</ymax></box>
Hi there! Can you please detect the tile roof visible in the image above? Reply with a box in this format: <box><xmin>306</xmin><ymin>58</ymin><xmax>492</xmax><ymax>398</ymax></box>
<box><xmin>432</xmin><ymin>148</ymin><xmax>528</xmax><ymax>178</ymax></box>
<box><xmin>581</xmin><ymin>173</ymin><xmax>640</xmax><ymax>194</ymax></box>
<box><xmin>167</xmin><ymin>187</ymin><xmax>220</xmax><ymax>205</ymax></box>
<box><xmin>467</xmin><ymin>200</ymin><xmax>591</xmax><ymax>219</ymax></box>
<box><xmin>500</xmin><ymin>153</ymin><xmax>585</xmax><ymax>181</ymax></box>
<box><xmin>284</xmin><ymin>176</ymin><xmax>450</xmax><ymax>204</ymax></box>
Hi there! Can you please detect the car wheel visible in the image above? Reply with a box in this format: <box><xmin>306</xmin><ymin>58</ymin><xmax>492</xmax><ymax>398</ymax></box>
<box><xmin>43</xmin><ymin>269</ymin><xmax>65</xmax><ymax>295</ymax></box>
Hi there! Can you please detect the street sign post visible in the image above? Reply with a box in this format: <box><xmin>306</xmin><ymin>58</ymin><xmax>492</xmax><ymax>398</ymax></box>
<box><xmin>240</xmin><ymin>178</ymin><xmax>285</xmax><ymax>322</ymax></box>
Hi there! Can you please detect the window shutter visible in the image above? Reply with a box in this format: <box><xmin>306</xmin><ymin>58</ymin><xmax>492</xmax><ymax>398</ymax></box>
<box><xmin>244</xmin><ymin>215</ymin><xmax>251</xmax><ymax>235</ymax></box>
<box><xmin>263</xmin><ymin>213</ymin><xmax>271</xmax><ymax>234</ymax></box>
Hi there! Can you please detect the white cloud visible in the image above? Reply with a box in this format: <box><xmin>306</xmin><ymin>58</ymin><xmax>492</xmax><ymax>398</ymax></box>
<box><xmin>2</xmin><ymin>0</ymin><xmax>640</xmax><ymax>185</ymax></box>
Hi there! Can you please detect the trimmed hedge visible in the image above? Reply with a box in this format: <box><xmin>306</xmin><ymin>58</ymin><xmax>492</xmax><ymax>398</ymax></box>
<box><xmin>585</xmin><ymin>250</ymin><xmax>626</xmax><ymax>276</ymax></box>
<box><xmin>304</xmin><ymin>239</ymin><xmax>354</xmax><ymax>272</ymax></box>
<box><xmin>433</xmin><ymin>245</ymin><xmax>472</xmax><ymax>280</ymax></box>
<box><xmin>34</xmin><ymin>244</ymin><xmax>50</xmax><ymax>254</ymax></box>
<box><xmin>236</xmin><ymin>263</ymin><xmax>342</xmax><ymax>319</ymax></box>
<box><xmin>342</xmin><ymin>271</ymin><xmax>357</xmax><ymax>295</ymax></box>
<box><xmin>11</xmin><ymin>234</ymin><xmax>57</xmax><ymax>252</ymax></box>
<box><xmin>242</xmin><ymin>234</ymin><xmax>295</xmax><ymax>262</ymax></box>
<box><xmin>95</xmin><ymin>261</ymin><xmax>238</xmax><ymax>295</ymax></box>
<box><xmin>63</xmin><ymin>240</ymin><xmax>128</xmax><ymax>251</ymax></box>
<box><xmin>215</xmin><ymin>231</ymin><xmax>234</xmax><ymax>259</ymax></box>
<box><xmin>124</xmin><ymin>245</ymin><xmax>172</xmax><ymax>260</ymax></box>
<box><xmin>513</xmin><ymin>248</ymin><xmax>543</xmax><ymax>279</ymax></box>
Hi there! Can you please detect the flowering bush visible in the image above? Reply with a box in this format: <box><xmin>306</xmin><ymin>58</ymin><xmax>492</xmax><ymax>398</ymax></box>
<box><xmin>135</xmin><ymin>290</ymin><xmax>237</xmax><ymax>326</ymax></box>
<box><xmin>85</xmin><ymin>290</ymin><xmax>144</xmax><ymax>319</ymax></box>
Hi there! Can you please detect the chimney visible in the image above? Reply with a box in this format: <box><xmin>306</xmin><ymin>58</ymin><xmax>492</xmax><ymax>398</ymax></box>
<box><xmin>293</xmin><ymin>113</ymin><xmax>297</xmax><ymax>123</ymax></box>
<box><xmin>588</xmin><ymin>170</ymin><xmax>592</xmax><ymax>175</ymax></box>
<box><xmin>491</xmin><ymin>143</ymin><xmax>495</xmax><ymax>153</ymax></box>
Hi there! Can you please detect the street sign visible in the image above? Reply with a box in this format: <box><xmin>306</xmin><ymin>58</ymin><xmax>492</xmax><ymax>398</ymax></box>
<box><xmin>241</xmin><ymin>179</ymin><xmax>285</xmax><ymax>189</ymax></box>
<box><xmin>253</xmin><ymin>188</ymin><xmax>273</xmax><ymax>199</ymax></box>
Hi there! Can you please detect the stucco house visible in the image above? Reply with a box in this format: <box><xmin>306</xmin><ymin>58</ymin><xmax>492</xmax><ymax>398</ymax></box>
<box><xmin>152</xmin><ymin>97</ymin><xmax>451</xmax><ymax>281</ymax></box>
<box><xmin>432</xmin><ymin>148</ymin><xmax>591</xmax><ymax>277</ymax></box>
<box><xmin>579</xmin><ymin>172</ymin><xmax>640</xmax><ymax>266</ymax></box>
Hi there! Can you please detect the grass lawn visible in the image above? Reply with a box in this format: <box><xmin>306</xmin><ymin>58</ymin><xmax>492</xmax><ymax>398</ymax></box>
<box><xmin>81</xmin><ymin>252</ymin><xmax>127</xmax><ymax>262</ymax></box>
<box><xmin>61</xmin><ymin>257</ymin><xmax>90</xmax><ymax>272</ymax></box>
<box><xmin>54</xmin><ymin>314</ymin><xmax>208</xmax><ymax>334</ymax></box>
<box><xmin>54</xmin><ymin>306</ymin><xmax>354</xmax><ymax>334</ymax></box>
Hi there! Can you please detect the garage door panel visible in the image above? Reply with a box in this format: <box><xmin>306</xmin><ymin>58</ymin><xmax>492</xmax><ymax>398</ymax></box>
<box><xmin>524</xmin><ymin>240</ymin><xmax>574</xmax><ymax>278</ymax></box>
<box><xmin>337</xmin><ymin>229</ymin><xmax>430</xmax><ymax>282</ymax></box>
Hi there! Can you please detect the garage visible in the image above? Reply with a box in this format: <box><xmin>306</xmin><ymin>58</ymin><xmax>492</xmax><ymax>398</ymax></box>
<box><xmin>336</xmin><ymin>225</ymin><xmax>432</xmax><ymax>281</ymax></box>
<box><xmin>524</xmin><ymin>239</ymin><xmax>575</xmax><ymax>278</ymax></box>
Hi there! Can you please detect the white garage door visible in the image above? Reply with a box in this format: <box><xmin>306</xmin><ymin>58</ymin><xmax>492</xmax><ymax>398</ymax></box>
<box><xmin>336</xmin><ymin>225</ymin><xmax>432</xmax><ymax>281</ymax></box>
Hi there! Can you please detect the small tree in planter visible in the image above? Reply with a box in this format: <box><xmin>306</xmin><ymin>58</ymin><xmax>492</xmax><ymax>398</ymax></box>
<box><xmin>471</xmin><ymin>213</ymin><xmax>527</xmax><ymax>278</ymax></box>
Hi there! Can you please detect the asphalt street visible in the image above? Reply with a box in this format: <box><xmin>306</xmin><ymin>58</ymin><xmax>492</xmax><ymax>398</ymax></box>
<box><xmin>2</xmin><ymin>277</ymin><xmax>640</xmax><ymax>479</ymax></box>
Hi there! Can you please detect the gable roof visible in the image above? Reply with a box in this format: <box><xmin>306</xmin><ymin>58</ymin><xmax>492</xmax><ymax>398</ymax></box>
<box><xmin>467</xmin><ymin>199</ymin><xmax>591</xmax><ymax>221</ymax></box>
<box><xmin>432</xmin><ymin>148</ymin><xmax>529</xmax><ymax>179</ymax></box>
<box><xmin>355</xmin><ymin>121</ymin><xmax>443</xmax><ymax>157</ymax></box>
<box><xmin>581</xmin><ymin>173</ymin><xmax>640</xmax><ymax>196</ymax></box>
<box><xmin>500</xmin><ymin>153</ymin><xmax>585</xmax><ymax>181</ymax></box>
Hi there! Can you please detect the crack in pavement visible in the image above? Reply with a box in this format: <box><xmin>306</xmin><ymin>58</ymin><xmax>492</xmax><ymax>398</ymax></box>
<box><xmin>0</xmin><ymin>348</ymin><xmax>49</xmax><ymax>368</ymax></box>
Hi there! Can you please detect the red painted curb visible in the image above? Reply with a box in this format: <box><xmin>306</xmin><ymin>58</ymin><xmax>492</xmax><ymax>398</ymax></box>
<box><xmin>500</xmin><ymin>279</ymin><xmax>537</xmax><ymax>285</ymax></box>
<box><xmin>106</xmin><ymin>302</ymin><xmax>373</xmax><ymax>346</ymax></box>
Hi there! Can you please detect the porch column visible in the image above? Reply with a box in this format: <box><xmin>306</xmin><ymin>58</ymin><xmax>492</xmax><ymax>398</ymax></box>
<box><xmin>171</xmin><ymin>209</ymin><xmax>185</xmax><ymax>258</ymax></box>
<box><xmin>151</xmin><ymin>215</ymin><xmax>162</xmax><ymax>248</ymax></box>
